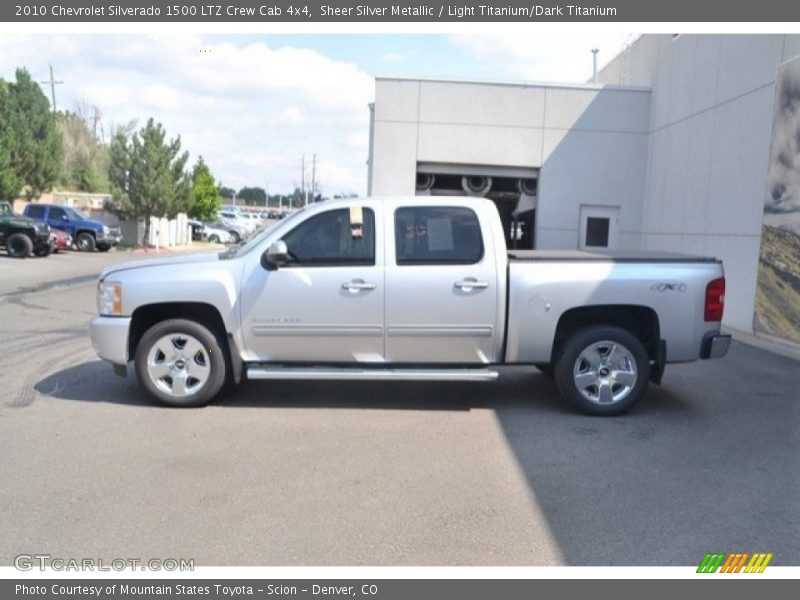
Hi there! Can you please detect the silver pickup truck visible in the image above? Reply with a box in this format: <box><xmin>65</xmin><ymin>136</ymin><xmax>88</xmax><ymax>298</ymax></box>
<box><xmin>90</xmin><ymin>197</ymin><xmax>730</xmax><ymax>415</ymax></box>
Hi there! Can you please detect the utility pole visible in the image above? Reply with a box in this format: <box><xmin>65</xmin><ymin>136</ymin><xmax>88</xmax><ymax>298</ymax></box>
<box><xmin>301</xmin><ymin>154</ymin><xmax>308</xmax><ymax>206</ymax></box>
<box><xmin>591</xmin><ymin>48</ymin><xmax>599</xmax><ymax>83</ymax></box>
<box><xmin>311</xmin><ymin>154</ymin><xmax>316</xmax><ymax>203</ymax></box>
<box><xmin>40</xmin><ymin>64</ymin><xmax>63</xmax><ymax>113</ymax></box>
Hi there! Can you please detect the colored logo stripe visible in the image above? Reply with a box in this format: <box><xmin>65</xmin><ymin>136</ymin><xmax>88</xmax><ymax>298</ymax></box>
<box><xmin>745</xmin><ymin>553</ymin><xmax>773</xmax><ymax>573</ymax></box>
<box><xmin>697</xmin><ymin>553</ymin><xmax>726</xmax><ymax>573</ymax></box>
<box><xmin>697</xmin><ymin>552</ymin><xmax>773</xmax><ymax>573</ymax></box>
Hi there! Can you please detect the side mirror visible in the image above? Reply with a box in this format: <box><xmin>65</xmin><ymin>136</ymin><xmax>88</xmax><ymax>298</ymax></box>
<box><xmin>263</xmin><ymin>240</ymin><xmax>288</xmax><ymax>269</ymax></box>
<box><xmin>61</xmin><ymin>214</ymin><xmax>69</xmax><ymax>221</ymax></box>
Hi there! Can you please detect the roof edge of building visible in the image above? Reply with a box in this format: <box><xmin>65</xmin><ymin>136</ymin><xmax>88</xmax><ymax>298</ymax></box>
<box><xmin>374</xmin><ymin>74</ymin><xmax>651</xmax><ymax>93</ymax></box>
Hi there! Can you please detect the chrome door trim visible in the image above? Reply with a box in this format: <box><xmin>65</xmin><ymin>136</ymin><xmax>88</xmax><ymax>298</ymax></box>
<box><xmin>252</xmin><ymin>324</ymin><xmax>383</xmax><ymax>337</ymax></box>
<box><xmin>386</xmin><ymin>324</ymin><xmax>494</xmax><ymax>337</ymax></box>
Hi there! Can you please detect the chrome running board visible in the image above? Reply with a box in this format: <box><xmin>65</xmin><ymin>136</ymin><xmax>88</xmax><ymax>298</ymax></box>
<box><xmin>246</xmin><ymin>367</ymin><xmax>499</xmax><ymax>382</ymax></box>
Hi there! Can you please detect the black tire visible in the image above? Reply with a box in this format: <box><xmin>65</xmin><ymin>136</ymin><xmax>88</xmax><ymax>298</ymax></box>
<box><xmin>554</xmin><ymin>326</ymin><xmax>650</xmax><ymax>416</ymax></box>
<box><xmin>534</xmin><ymin>363</ymin><xmax>554</xmax><ymax>378</ymax></box>
<box><xmin>208</xmin><ymin>234</ymin><xmax>219</xmax><ymax>243</ymax></box>
<box><xmin>34</xmin><ymin>243</ymin><xmax>52</xmax><ymax>257</ymax></box>
<box><xmin>97</xmin><ymin>244</ymin><xmax>111</xmax><ymax>252</ymax></box>
<box><xmin>229</xmin><ymin>231</ymin><xmax>241</xmax><ymax>244</ymax></box>
<box><xmin>6</xmin><ymin>233</ymin><xmax>33</xmax><ymax>258</ymax></box>
<box><xmin>76</xmin><ymin>232</ymin><xmax>96</xmax><ymax>252</ymax></box>
<box><xmin>134</xmin><ymin>318</ymin><xmax>228</xmax><ymax>407</ymax></box>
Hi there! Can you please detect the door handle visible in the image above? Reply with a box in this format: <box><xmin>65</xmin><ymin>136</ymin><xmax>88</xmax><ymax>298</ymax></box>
<box><xmin>342</xmin><ymin>281</ymin><xmax>377</xmax><ymax>291</ymax></box>
<box><xmin>454</xmin><ymin>279</ymin><xmax>489</xmax><ymax>290</ymax></box>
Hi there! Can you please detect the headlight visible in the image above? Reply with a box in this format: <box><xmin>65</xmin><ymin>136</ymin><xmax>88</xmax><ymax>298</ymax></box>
<box><xmin>102</xmin><ymin>225</ymin><xmax>110</xmax><ymax>235</ymax></box>
<box><xmin>97</xmin><ymin>281</ymin><xmax>122</xmax><ymax>316</ymax></box>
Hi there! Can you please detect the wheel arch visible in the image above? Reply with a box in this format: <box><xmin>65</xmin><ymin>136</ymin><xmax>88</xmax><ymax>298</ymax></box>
<box><xmin>551</xmin><ymin>304</ymin><xmax>661</xmax><ymax>363</ymax></box>
<box><xmin>128</xmin><ymin>302</ymin><xmax>241</xmax><ymax>383</ymax></box>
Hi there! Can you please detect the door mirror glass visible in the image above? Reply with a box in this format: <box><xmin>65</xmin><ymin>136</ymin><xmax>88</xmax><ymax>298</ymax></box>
<box><xmin>264</xmin><ymin>240</ymin><xmax>288</xmax><ymax>268</ymax></box>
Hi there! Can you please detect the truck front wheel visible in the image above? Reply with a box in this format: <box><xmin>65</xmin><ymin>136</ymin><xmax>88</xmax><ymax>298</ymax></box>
<box><xmin>554</xmin><ymin>326</ymin><xmax>650</xmax><ymax>416</ymax></box>
<box><xmin>134</xmin><ymin>319</ymin><xmax>228</xmax><ymax>407</ymax></box>
<box><xmin>6</xmin><ymin>233</ymin><xmax>33</xmax><ymax>258</ymax></box>
<box><xmin>76</xmin><ymin>232</ymin><xmax>96</xmax><ymax>252</ymax></box>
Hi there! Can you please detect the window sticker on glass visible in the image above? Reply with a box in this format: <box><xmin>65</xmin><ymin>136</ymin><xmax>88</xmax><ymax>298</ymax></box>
<box><xmin>426</xmin><ymin>218</ymin><xmax>454</xmax><ymax>251</ymax></box>
<box><xmin>350</xmin><ymin>205</ymin><xmax>364</xmax><ymax>239</ymax></box>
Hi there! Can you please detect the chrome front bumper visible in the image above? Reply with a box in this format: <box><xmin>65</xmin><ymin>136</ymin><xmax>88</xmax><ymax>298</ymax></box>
<box><xmin>89</xmin><ymin>316</ymin><xmax>131</xmax><ymax>366</ymax></box>
<box><xmin>701</xmin><ymin>333</ymin><xmax>732</xmax><ymax>359</ymax></box>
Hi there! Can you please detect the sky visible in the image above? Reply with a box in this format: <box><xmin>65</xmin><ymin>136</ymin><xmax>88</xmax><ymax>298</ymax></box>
<box><xmin>0</xmin><ymin>33</ymin><xmax>634</xmax><ymax>196</ymax></box>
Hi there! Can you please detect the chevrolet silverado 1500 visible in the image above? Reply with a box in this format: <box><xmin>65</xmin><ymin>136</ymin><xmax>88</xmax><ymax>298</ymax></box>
<box><xmin>90</xmin><ymin>197</ymin><xmax>730</xmax><ymax>415</ymax></box>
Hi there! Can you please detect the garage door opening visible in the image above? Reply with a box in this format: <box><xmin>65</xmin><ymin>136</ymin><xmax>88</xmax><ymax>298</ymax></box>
<box><xmin>415</xmin><ymin>164</ymin><xmax>538</xmax><ymax>250</ymax></box>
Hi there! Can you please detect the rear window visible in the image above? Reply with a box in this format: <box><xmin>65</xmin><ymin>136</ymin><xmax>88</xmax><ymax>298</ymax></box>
<box><xmin>25</xmin><ymin>205</ymin><xmax>46</xmax><ymax>219</ymax></box>
<box><xmin>395</xmin><ymin>206</ymin><xmax>483</xmax><ymax>265</ymax></box>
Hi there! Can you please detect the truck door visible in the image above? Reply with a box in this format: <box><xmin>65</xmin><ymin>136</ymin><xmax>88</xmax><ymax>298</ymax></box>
<box><xmin>384</xmin><ymin>204</ymin><xmax>498</xmax><ymax>364</ymax></box>
<box><xmin>47</xmin><ymin>206</ymin><xmax>72</xmax><ymax>236</ymax></box>
<box><xmin>239</xmin><ymin>205</ymin><xmax>385</xmax><ymax>363</ymax></box>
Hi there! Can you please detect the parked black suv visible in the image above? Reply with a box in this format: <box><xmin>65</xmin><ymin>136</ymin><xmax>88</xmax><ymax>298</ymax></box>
<box><xmin>0</xmin><ymin>201</ymin><xmax>52</xmax><ymax>258</ymax></box>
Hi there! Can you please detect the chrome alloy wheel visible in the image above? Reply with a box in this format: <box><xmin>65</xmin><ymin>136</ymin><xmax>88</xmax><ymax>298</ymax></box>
<box><xmin>146</xmin><ymin>333</ymin><xmax>211</xmax><ymax>398</ymax></box>
<box><xmin>573</xmin><ymin>340</ymin><xmax>637</xmax><ymax>405</ymax></box>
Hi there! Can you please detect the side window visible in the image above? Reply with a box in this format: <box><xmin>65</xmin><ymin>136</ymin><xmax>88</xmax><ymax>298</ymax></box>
<box><xmin>395</xmin><ymin>206</ymin><xmax>483</xmax><ymax>265</ymax></box>
<box><xmin>50</xmin><ymin>207</ymin><xmax>67</xmax><ymax>221</ymax></box>
<box><xmin>26</xmin><ymin>205</ymin><xmax>46</xmax><ymax>219</ymax></box>
<box><xmin>282</xmin><ymin>208</ymin><xmax>375</xmax><ymax>266</ymax></box>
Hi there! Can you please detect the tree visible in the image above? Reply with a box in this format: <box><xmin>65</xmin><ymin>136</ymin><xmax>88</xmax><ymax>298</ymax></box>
<box><xmin>0</xmin><ymin>68</ymin><xmax>62</xmax><ymax>201</ymax></box>
<box><xmin>0</xmin><ymin>80</ymin><xmax>22</xmax><ymax>201</ymax></box>
<box><xmin>189</xmin><ymin>156</ymin><xmax>222</xmax><ymax>222</ymax></box>
<box><xmin>107</xmin><ymin>118</ymin><xmax>190</xmax><ymax>246</ymax></box>
<box><xmin>218</xmin><ymin>185</ymin><xmax>235</xmax><ymax>200</ymax></box>
<box><xmin>236</xmin><ymin>186</ymin><xmax>266</xmax><ymax>206</ymax></box>
<box><xmin>57</xmin><ymin>101</ymin><xmax>110</xmax><ymax>192</ymax></box>
<box><xmin>6</xmin><ymin>69</ymin><xmax>62</xmax><ymax>200</ymax></box>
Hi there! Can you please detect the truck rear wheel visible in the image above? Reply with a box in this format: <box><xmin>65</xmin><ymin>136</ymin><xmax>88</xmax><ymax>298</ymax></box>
<box><xmin>134</xmin><ymin>319</ymin><xmax>227</xmax><ymax>407</ymax></box>
<box><xmin>554</xmin><ymin>326</ymin><xmax>649</xmax><ymax>416</ymax></box>
<box><xmin>6</xmin><ymin>233</ymin><xmax>33</xmax><ymax>258</ymax></box>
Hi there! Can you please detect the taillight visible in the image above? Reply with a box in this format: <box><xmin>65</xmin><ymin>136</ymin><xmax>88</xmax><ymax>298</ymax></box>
<box><xmin>705</xmin><ymin>277</ymin><xmax>725</xmax><ymax>322</ymax></box>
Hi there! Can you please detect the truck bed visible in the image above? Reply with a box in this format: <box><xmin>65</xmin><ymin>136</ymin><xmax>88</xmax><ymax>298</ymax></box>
<box><xmin>507</xmin><ymin>249</ymin><xmax>720</xmax><ymax>263</ymax></box>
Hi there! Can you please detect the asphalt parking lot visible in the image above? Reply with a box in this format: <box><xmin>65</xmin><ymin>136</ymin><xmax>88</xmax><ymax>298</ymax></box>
<box><xmin>0</xmin><ymin>250</ymin><xmax>798</xmax><ymax>566</ymax></box>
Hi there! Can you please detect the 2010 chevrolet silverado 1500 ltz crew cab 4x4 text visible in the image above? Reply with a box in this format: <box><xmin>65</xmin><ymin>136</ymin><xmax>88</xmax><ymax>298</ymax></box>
<box><xmin>90</xmin><ymin>197</ymin><xmax>730</xmax><ymax>416</ymax></box>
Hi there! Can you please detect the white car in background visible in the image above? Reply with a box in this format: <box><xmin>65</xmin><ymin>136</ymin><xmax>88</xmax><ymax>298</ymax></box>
<box><xmin>218</xmin><ymin>210</ymin><xmax>257</xmax><ymax>236</ymax></box>
<box><xmin>201</xmin><ymin>223</ymin><xmax>232</xmax><ymax>244</ymax></box>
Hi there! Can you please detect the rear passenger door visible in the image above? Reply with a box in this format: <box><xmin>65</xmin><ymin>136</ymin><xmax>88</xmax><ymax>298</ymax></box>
<box><xmin>384</xmin><ymin>204</ymin><xmax>498</xmax><ymax>364</ymax></box>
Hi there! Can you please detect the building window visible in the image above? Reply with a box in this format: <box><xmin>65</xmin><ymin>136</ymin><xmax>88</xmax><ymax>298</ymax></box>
<box><xmin>585</xmin><ymin>217</ymin><xmax>610</xmax><ymax>248</ymax></box>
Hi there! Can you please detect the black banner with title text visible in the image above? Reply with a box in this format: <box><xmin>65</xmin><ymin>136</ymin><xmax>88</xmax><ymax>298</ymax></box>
<box><xmin>3</xmin><ymin>0</ymin><xmax>800</xmax><ymax>22</ymax></box>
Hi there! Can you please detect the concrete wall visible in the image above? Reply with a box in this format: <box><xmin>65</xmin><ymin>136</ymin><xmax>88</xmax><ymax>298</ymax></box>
<box><xmin>600</xmin><ymin>35</ymin><xmax>800</xmax><ymax>332</ymax></box>
<box><xmin>371</xmin><ymin>35</ymin><xmax>800</xmax><ymax>333</ymax></box>
<box><xmin>369</xmin><ymin>78</ymin><xmax>651</xmax><ymax>250</ymax></box>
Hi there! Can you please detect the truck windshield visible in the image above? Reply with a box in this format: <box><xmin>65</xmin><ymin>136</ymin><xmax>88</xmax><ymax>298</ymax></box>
<box><xmin>0</xmin><ymin>204</ymin><xmax>12</xmax><ymax>216</ymax></box>
<box><xmin>219</xmin><ymin>208</ymin><xmax>307</xmax><ymax>259</ymax></box>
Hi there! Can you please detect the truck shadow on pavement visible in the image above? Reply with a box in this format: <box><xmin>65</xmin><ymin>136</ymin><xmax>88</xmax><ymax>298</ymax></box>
<box><xmin>34</xmin><ymin>359</ymin><xmax>574</xmax><ymax>413</ymax></box>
